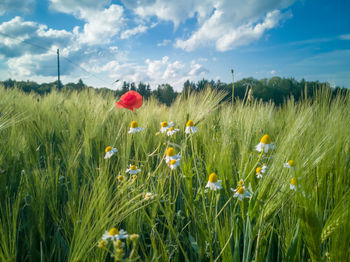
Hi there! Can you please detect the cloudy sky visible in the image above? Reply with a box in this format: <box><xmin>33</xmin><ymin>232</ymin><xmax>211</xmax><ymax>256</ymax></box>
<box><xmin>0</xmin><ymin>0</ymin><xmax>349</xmax><ymax>90</ymax></box>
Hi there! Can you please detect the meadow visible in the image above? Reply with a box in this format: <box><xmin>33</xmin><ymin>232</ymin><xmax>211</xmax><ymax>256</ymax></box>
<box><xmin>0</xmin><ymin>86</ymin><xmax>349</xmax><ymax>262</ymax></box>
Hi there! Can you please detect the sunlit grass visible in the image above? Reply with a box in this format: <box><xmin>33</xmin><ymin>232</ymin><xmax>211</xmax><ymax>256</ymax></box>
<box><xmin>0</xmin><ymin>86</ymin><xmax>349</xmax><ymax>261</ymax></box>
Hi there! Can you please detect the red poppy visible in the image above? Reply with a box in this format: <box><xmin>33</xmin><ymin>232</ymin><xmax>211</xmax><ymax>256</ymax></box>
<box><xmin>116</xmin><ymin>91</ymin><xmax>143</xmax><ymax>112</ymax></box>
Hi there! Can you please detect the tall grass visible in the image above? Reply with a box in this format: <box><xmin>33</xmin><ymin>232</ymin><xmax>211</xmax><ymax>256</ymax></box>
<box><xmin>0</xmin><ymin>86</ymin><xmax>349</xmax><ymax>261</ymax></box>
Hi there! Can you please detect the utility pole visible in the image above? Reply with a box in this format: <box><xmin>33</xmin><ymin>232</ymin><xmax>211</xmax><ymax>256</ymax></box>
<box><xmin>57</xmin><ymin>49</ymin><xmax>61</xmax><ymax>89</ymax></box>
<box><xmin>231</xmin><ymin>69</ymin><xmax>234</xmax><ymax>106</ymax></box>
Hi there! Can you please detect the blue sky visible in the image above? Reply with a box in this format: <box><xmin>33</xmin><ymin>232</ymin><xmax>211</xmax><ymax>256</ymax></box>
<box><xmin>0</xmin><ymin>0</ymin><xmax>349</xmax><ymax>90</ymax></box>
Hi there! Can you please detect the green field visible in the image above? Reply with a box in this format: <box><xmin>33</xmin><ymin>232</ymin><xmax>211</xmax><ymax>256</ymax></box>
<box><xmin>0</xmin><ymin>86</ymin><xmax>349</xmax><ymax>261</ymax></box>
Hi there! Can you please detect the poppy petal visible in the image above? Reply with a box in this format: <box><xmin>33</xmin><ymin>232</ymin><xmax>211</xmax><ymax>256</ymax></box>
<box><xmin>116</xmin><ymin>91</ymin><xmax>143</xmax><ymax>111</ymax></box>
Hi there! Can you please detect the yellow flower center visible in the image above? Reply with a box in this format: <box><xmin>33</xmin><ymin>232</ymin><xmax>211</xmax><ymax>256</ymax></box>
<box><xmin>237</xmin><ymin>187</ymin><xmax>245</xmax><ymax>194</ymax></box>
<box><xmin>166</xmin><ymin>147</ymin><xmax>175</xmax><ymax>156</ymax></box>
<box><xmin>168</xmin><ymin>127</ymin><xmax>175</xmax><ymax>131</ymax></box>
<box><xmin>161</xmin><ymin>121</ymin><xmax>168</xmax><ymax>127</ymax></box>
<box><xmin>186</xmin><ymin>120</ymin><xmax>194</xmax><ymax>127</ymax></box>
<box><xmin>238</xmin><ymin>179</ymin><xmax>244</xmax><ymax>187</ymax></box>
<box><xmin>130</xmin><ymin>121</ymin><xmax>138</xmax><ymax>128</ymax></box>
<box><xmin>208</xmin><ymin>173</ymin><xmax>218</xmax><ymax>183</ymax></box>
<box><xmin>98</xmin><ymin>240</ymin><xmax>107</xmax><ymax>248</ymax></box>
<box><xmin>118</xmin><ymin>175</ymin><xmax>124</xmax><ymax>181</ymax></box>
<box><xmin>288</xmin><ymin>160</ymin><xmax>295</xmax><ymax>166</ymax></box>
<box><xmin>170</xmin><ymin>159</ymin><xmax>177</xmax><ymax>165</ymax></box>
<box><xmin>105</xmin><ymin>146</ymin><xmax>112</xmax><ymax>153</ymax></box>
<box><xmin>109</xmin><ymin>228</ymin><xmax>119</xmax><ymax>236</ymax></box>
<box><xmin>132</xmin><ymin>175</ymin><xmax>137</xmax><ymax>179</ymax></box>
<box><xmin>260</xmin><ymin>134</ymin><xmax>272</xmax><ymax>144</ymax></box>
<box><xmin>145</xmin><ymin>193</ymin><xmax>152</xmax><ymax>200</ymax></box>
<box><xmin>290</xmin><ymin>177</ymin><xmax>297</xmax><ymax>186</ymax></box>
<box><xmin>130</xmin><ymin>165</ymin><xmax>137</xmax><ymax>170</ymax></box>
<box><xmin>256</xmin><ymin>167</ymin><xmax>262</xmax><ymax>174</ymax></box>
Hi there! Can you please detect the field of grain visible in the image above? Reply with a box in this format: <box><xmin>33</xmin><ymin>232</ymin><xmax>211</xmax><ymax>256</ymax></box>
<box><xmin>0</xmin><ymin>86</ymin><xmax>349</xmax><ymax>261</ymax></box>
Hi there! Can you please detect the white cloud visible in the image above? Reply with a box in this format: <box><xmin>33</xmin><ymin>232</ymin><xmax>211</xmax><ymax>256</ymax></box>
<box><xmin>121</xmin><ymin>0</ymin><xmax>213</xmax><ymax>29</ymax></box>
<box><xmin>339</xmin><ymin>34</ymin><xmax>350</xmax><ymax>40</ymax></box>
<box><xmin>188</xmin><ymin>61</ymin><xmax>209</xmax><ymax>76</ymax></box>
<box><xmin>86</xmin><ymin>56</ymin><xmax>209</xmax><ymax>90</ymax></box>
<box><xmin>176</xmin><ymin>9</ymin><xmax>288</xmax><ymax>52</ymax></box>
<box><xmin>157</xmin><ymin>39</ymin><xmax>171</xmax><ymax>47</ymax></box>
<box><xmin>69</xmin><ymin>5</ymin><xmax>125</xmax><ymax>46</ymax></box>
<box><xmin>0</xmin><ymin>0</ymin><xmax>35</xmax><ymax>16</ymax></box>
<box><xmin>122</xmin><ymin>0</ymin><xmax>295</xmax><ymax>51</ymax></box>
<box><xmin>49</xmin><ymin>0</ymin><xmax>111</xmax><ymax>16</ymax></box>
<box><xmin>120</xmin><ymin>25</ymin><xmax>148</xmax><ymax>39</ymax></box>
<box><xmin>270</xmin><ymin>70</ymin><xmax>276</xmax><ymax>75</ymax></box>
<box><xmin>0</xmin><ymin>17</ymin><xmax>73</xmax><ymax>58</ymax></box>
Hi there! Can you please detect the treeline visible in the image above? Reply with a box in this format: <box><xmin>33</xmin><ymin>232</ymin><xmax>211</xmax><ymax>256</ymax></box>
<box><xmin>1</xmin><ymin>77</ymin><xmax>348</xmax><ymax>106</ymax></box>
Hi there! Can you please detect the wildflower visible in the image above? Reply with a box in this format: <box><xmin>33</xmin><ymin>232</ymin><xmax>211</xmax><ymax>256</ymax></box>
<box><xmin>231</xmin><ymin>186</ymin><xmax>252</xmax><ymax>201</ymax></box>
<box><xmin>144</xmin><ymin>192</ymin><xmax>155</xmax><ymax>201</ymax></box>
<box><xmin>256</xmin><ymin>164</ymin><xmax>267</xmax><ymax>179</ymax></box>
<box><xmin>129</xmin><ymin>234</ymin><xmax>140</xmax><ymax>241</ymax></box>
<box><xmin>284</xmin><ymin>160</ymin><xmax>296</xmax><ymax>168</ymax></box>
<box><xmin>165</xmin><ymin>147</ymin><xmax>181</xmax><ymax>164</ymax></box>
<box><xmin>113</xmin><ymin>240</ymin><xmax>124</xmax><ymax>249</ymax></box>
<box><xmin>185</xmin><ymin>120</ymin><xmax>199</xmax><ymax>134</ymax></box>
<box><xmin>205</xmin><ymin>173</ymin><xmax>222</xmax><ymax>191</ymax></box>
<box><xmin>169</xmin><ymin>159</ymin><xmax>180</xmax><ymax>170</ymax></box>
<box><xmin>102</xmin><ymin>228</ymin><xmax>128</xmax><ymax>241</ymax></box>
<box><xmin>117</xmin><ymin>175</ymin><xmax>124</xmax><ymax>182</ymax></box>
<box><xmin>255</xmin><ymin>134</ymin><xmax>275</xmax><ymax>152</ymax></box>
<box><xmin>131</xmin><ymin>174</ymin><xmax>137</xmax><ymax>180</ymax></box>
<box><xmin>128</xmin><ymin>121</ymin><xmax>144</xmax><ymax>134</ymax></box>
<box><xmin>256</xmin><ymin>167</ymin><xmax>263</xmax><ymax>179</ymax></box>
<box><xmin>290</xmin><ymin>177</ymin><xmax>297</xmax><ymax>190</ymax></box>
<box><xmin>116</xmin><ymin>91</ymin><xmax>143</xmax><ymax>112</ymax></box>
<box><xmin>104</xmin><ymin>146</ymin><xmax>118</xmax><ymax>159</ymax></box>
<box><xmin>238</xmin><ymin>179</ymin><xmax>244</xmax><ymax>187</ymax></box>
<box><xmin>98</xmin><ymin>240</ymin><xmax>108</xmax><ymax>248</ymax></box>
<box><xmin>160</xmin><ymin>121</ymin><xmax>174</xmax><ymax>133</ymax></box>
<box><xmin>125</xmin><ymin>164</ymin><xmax>141</xmax><ymax>175</ymax></box>
<box><xmin>167</xmin><ymin>126</ymin><xmax>180</xmax><ymax>136</ymax></box>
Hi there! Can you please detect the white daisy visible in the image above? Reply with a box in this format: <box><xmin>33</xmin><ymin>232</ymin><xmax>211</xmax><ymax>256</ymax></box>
<box><xmin>284</xmin><ymin>160</ymin><xmax>296</xmax><ymax>168</ymax></box>
<box><xmin>144</xmin><ymin>192</ymin><xmax>155</xmax><ymax>201</ymax></box>
<box><xmin>290</xmin><ymin>177</ymin><xmax>297</xmax><ymax>190</ymax></box>
<box><xmin>231</xmin><ymin>186</ymin><xmax>252</xmax><ymax>201</ymax></box>
<box><xmin>160</xmin><ymin>121</ymin><xmax>174</xmax><ymax>133</ymax></box>
<box><xmin>167</xmin><ymin>127</ymin><xmax>180</xmax><ymax>136</ymax></box>
<box><xmin>185</xmin><ymin>120</ymin><xmax>199</xmax><ymax>134</ymax></box>
<box><xmin>256</xmin><ymin>165</ymin><xmax>267</xmax><ymax>179</ymax></box>
<box><xmin>169</xmin><ymin>159</ymin><xmax>180</xmax><ymax>170</ymax></box>
<box><xmin>104</xmin><ymin>146</ymin><xmax>118</xmax><ymax>159</ymax></box>
<box><xmin>102</xmin><ymin>228</ymin><xmax>128</xmax><ymax>241</ymax></box>
<box><xmin>255</xmin><ymin>134</ymin><xmax>275</xmax><ymax>152</ymax></box>
<box><xmin>205</xmin><ymin>173</ymin><xmax>222</xmax><ymax>191</ymax></box>
<box><xmin>125</xmin><ymin>164</ymin><xmax>141</xmax><ymax>175</ymax></box>
<box><xmin>165</xmin><ymin>147</ymin><xmax>181</xmax><ymax>164</ymax></box>
<box><xmin>128</xmin><ymin>121</ymin><xmax>144</xmax><ymax>134</ymax></box>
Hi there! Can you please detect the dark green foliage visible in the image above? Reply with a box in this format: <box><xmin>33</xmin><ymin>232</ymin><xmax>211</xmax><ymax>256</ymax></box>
<box><xmin>0</xmin><ymin>77</ymin><xmax>347</xmax><ymax>106</ymax></box>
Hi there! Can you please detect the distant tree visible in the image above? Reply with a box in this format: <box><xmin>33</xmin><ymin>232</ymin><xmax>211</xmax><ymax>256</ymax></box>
<box><xmin>77</xmin><ymin>79</ymin><xmax>85</xmax><ymax>91</ymax></box>
<box><xmin>137</xmin><ymin>82</ymin><xmax>151</xmax><ymax>99</ymax></box>
<box><xmin>121</xmin><ymin>81</ymin><xmax>129</xmax><ymax>94</ymax></box>
<box><xmin>155</xmin><ymin>84</ymin><xmax>177</xmax><ymax>106</ymax></box>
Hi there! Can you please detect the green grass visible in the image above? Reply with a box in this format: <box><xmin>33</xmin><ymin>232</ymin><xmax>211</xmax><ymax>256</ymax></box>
<box><xmin>0</xmin><ymin>86</ymin><xmax>349</xmax><ymax>262</ymax></box>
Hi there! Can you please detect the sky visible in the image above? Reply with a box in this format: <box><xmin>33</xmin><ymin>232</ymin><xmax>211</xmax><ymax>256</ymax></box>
<box><xmin>0</xmin><ymin>0</ymin><xmax>349</xmax><ymax>91</ymax></box>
